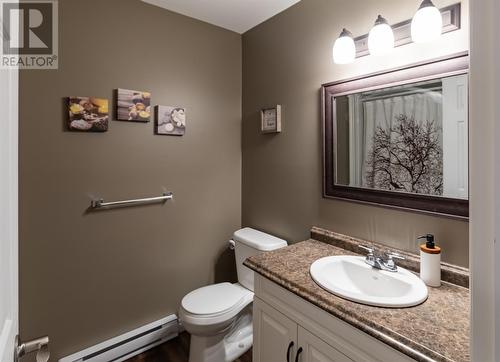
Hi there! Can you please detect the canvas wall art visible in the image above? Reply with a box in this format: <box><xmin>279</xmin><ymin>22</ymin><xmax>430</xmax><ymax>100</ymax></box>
<box><xmin>155</xmin><ymin>105</ymin><xmax>186</xmax><ymax>136</ymax></box>
<box><xmin>117</xmin><ymin>88</ymin><xmax>151</xmax><ymax>122</ymax></box>
<box><xmin>67</xmin><ymin>97</ymin><xmax>109</xmax><ymax>132</ymax></box>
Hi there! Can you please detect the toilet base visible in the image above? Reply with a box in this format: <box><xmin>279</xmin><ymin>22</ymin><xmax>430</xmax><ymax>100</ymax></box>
<box><xmin>188</xmin><ymin>306</ymin><xmax>253</xmax><ymax>362</ymax></box>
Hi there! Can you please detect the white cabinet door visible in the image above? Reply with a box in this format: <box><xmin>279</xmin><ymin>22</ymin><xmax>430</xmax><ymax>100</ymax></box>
<box><xmin>253</xmin><ymin>297</ymin><xmax>297</xmax><ymax>362</ymax></box>
<box><xmin>296</xmin><ymin>327</ymin><xmax>352</xmax><ymax>362</ymax></box>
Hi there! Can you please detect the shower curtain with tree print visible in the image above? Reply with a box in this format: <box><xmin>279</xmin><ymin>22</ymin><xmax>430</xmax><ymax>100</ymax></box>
<box><xmin>361</xmin><ymin>91</ymin><xmax>443</xmax><ymax>196</ymax></box>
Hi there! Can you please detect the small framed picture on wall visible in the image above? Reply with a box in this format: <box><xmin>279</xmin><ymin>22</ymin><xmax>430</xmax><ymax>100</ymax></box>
<box><xmin>260</xmin><ymin>105</ymin><xmax>282</xmax><ymax>134</ymax></box>
<box><xmin>155</xmin><ymin>105</ymin><xmax>186</xmax><ymax>136</ymax></box>
<box><xmin>116</xmin><ymin>88</ymin><xmax>151</xmax><ymax>122</ymax></box>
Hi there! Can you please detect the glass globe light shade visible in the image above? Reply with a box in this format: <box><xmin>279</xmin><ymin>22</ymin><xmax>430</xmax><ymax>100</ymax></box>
<box><xmin>333</xmin><ymin>29</ymin><xmax>356</xmax><ymax>64</ymax></box>
<box><xmin>411</xmin><ymin>0</ymin><xmax>443</xmax><ymax>43</ymax></box>
<box><xmin>368</xmin><ymin>15</ymin><xmax>394</xmax><ymax>56</ymax></box>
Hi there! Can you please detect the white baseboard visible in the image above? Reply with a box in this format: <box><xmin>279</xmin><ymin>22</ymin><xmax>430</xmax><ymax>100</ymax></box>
<box><xmin>60</xmin><ymin>314</ymin><xmax>179</xmax><ymax>362</ymax></box>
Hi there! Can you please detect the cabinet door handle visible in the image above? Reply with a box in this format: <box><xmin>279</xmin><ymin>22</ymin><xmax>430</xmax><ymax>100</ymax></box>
<box><xmin>286</xmin><ymin>341</ymin><xmax>294</xmax><ymax>362</ymax></box>
<box><xmin>295</xmin><ymin>347</ymin><xmax>303</xmax><ymax>362</ymax></box>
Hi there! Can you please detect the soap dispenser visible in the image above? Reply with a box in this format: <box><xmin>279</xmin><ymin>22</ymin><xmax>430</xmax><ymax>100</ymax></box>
<box><xmin>418</xmin><ymin>234</ymin><xmax>441</xmax><ymax>287</ymax></box>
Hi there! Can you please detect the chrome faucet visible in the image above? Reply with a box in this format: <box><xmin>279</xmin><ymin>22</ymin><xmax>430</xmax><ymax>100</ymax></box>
<box><xmin>358</xmin><ymin>245</ymin><xmax>405</xmax><ymax>272</ymax></box>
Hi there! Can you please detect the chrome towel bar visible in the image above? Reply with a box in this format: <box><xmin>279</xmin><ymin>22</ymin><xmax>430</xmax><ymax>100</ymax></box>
<box><xmin>90</xmin><ymin>191</ymin><xmax>173</xmax><ymax>209</ymax></box>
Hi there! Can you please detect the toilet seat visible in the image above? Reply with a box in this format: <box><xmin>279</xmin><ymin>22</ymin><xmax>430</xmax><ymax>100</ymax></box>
<box><xmin>182</xmin><ymin>282</ymin><xmax>246</xmax><ymax>315</ymax></box>
<box><xmin>180</xmin><ymin>283</ymin><xmax>254</xmax><ymax>327</ymax></box>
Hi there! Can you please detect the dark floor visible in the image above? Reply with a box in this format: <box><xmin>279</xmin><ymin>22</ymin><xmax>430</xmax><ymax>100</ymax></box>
<box><xmin>126</xmin><ymin>332</ymin><xmax>252</xmax><ymax>362</ymax></box>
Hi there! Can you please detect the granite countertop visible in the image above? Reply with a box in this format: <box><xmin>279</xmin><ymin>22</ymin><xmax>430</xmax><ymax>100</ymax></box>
<box><xmin>244</xmin><ymin>236</ymin><xmax>470</xmax><ymax>362</ymax></box>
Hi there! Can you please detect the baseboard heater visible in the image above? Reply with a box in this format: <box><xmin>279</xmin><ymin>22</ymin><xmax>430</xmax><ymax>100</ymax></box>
<box><xmin>59</xmin><ymin>314</ymin><xmax>179</xmax><ymax>362</ymax></box>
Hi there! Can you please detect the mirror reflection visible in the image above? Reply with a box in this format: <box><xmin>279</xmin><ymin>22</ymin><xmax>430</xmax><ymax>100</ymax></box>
<box><xmin>334</xmin><ymin>74</ymin><xmax>468</xmax><ymax>200</ymax></box>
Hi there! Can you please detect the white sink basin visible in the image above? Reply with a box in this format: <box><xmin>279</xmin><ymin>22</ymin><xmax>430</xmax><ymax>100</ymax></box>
<box><xmin>310</xmin><ymin>255</ymin><xmax>428</xmax><ymax>308</ymax></box>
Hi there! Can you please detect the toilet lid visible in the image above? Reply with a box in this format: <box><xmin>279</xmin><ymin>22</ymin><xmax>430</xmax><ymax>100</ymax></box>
<box><xmin>181</xmin><ymin>282</ymin><xmax>245</xmax><ymax>315</ymax></box>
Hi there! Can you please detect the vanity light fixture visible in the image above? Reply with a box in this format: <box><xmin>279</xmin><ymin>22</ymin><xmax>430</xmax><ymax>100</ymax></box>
<box><xmin>333</xmin><ymin>3</ymin><xmax>460</xmax><ymax>62</ymax></box>
<box><xmin>411</xmin><ymin>0</ymin><xmax>443</xmax><ymax>43</ymax></box>
<box><xmin>368</xmin><ymin>15</ymin><xmax>394</xmax><ymax>56</ymax></box>
<box><xmin>333</xmin><ymin>28</ymin><xmax>356</xmax><ymax>64</ymax></box>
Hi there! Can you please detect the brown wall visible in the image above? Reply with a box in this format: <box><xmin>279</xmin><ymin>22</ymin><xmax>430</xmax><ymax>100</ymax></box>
<box><xmin>242</xmin><ymin>0</ymin><xmax>469</xmax><ymax>267</ymax></box>
<box><xmin>19</xmin><ymin>0</ymin><xmax>241</xmax><ymax>359</ymax></box>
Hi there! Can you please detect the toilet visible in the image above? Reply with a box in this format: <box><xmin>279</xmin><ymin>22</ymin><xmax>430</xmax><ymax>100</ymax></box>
<box><xmin>179</xmin><ymin>227</ymin><xmax>287</xmax><ymax>362</ymax></box>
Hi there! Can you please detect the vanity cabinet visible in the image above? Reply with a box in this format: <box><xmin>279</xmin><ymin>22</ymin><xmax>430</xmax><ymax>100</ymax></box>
<box><xmin>254</xmin><ymin>297</ymin><xmax>351</xmax><ymax>362</ymax></box>
<box><xmin>297</xmin><ymin>327</ymin><xmax>353</xmax><ymax>362</ymax></box>
<box><xmin>252</xmin><ymin>274</ymin><xmax>415</xmax><ymax>362</ymax></box>
<box><xmin>253</xmin><ymin>297</ymin><xmax>297</xmax><ymax>362</ymax></box>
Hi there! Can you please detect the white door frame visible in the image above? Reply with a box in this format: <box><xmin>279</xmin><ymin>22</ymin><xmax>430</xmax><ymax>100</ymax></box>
<box><xmin>495</xmin><ymin>0</ymin><xmax>500</xmax><ymax>358</ymax></box>
<box><xmin>0</xmin><ymin>64</ymin><xmax>19</xmax><ymax>361</ymax></box>
<box><xmin>469</xmin><ymin>0</ymin><xmax>497</xmax><ymax>360</ymax></box>
<box><xmin>496</xmin><ymin>0</ymin><xmax>500</xmax><ymax>358</ymax></box>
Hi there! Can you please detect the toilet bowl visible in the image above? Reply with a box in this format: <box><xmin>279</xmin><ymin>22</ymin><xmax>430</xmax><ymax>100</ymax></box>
<box><xmin>179</xmin><ymin>228</ymin><xmax>287</xmax><ymax>362</ymax></box>
<box><xmin>179</xmin><ymin>283</ymin><xmax>254</xmax><ymax>362</ymax></box>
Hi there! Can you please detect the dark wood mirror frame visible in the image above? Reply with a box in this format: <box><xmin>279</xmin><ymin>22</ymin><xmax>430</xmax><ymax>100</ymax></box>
<box><xmin>322</xmin><ymin>52</ymin><xmax>469</xmax><ymax>219</ymax></box>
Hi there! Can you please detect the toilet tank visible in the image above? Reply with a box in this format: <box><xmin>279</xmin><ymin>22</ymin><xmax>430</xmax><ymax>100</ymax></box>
<box><xmin>233</xmin><ymin>228</ymin><xmax>287</xmax><ymax>291</ymax></box>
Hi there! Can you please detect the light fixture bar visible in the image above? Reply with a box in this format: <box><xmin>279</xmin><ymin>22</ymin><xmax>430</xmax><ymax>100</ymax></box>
<box><xmin>354</xmin><ymin>2</ymin><xmax>460</xmax><ymax>58</ymax></box>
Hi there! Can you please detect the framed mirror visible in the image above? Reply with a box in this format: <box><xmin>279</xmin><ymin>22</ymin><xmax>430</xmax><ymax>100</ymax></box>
<box><xmin>322</xmin><ymin>53</ymin><xmax>469</xmax><ymax>218</ymax></box>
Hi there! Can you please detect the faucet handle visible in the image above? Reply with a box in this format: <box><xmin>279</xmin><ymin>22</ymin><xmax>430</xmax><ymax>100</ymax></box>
<box><xmin>359</xmin><ymin>245</ymin><xmax>376</xmax><ymax>266</ymax></box>
<box><xmin>358</xmin><ymin>244</ymin><xmax>373</xmax><ymax>253</ymax></box>
<box><xmin>358</xmin><ymin>245</ymin><xmax>375</xmax><ymax>257</ymax></box>
<box><xmin>383</xmin><ymin>251</ymin><xmax>405</xmax><ymax>270</ymax></box>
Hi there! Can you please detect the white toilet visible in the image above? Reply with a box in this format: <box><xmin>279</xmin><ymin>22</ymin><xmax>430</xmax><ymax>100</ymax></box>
<box><xmin>179</xmin><ymin>227</ymin><xmax>287</xmax><ymax>362</ymax></box>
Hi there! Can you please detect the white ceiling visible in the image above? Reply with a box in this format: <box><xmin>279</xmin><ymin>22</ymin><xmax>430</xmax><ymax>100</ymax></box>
<box><xmin>141</xmin><ymin>0</ymin><xmax>302</xmax><ymax>34</ymax></box>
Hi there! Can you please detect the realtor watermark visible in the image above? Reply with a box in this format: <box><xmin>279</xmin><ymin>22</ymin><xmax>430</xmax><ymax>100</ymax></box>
<box><xmin>0</xmin><ymin>0</ymin><xmax>58</xmax><ymax>69</ymax></box>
